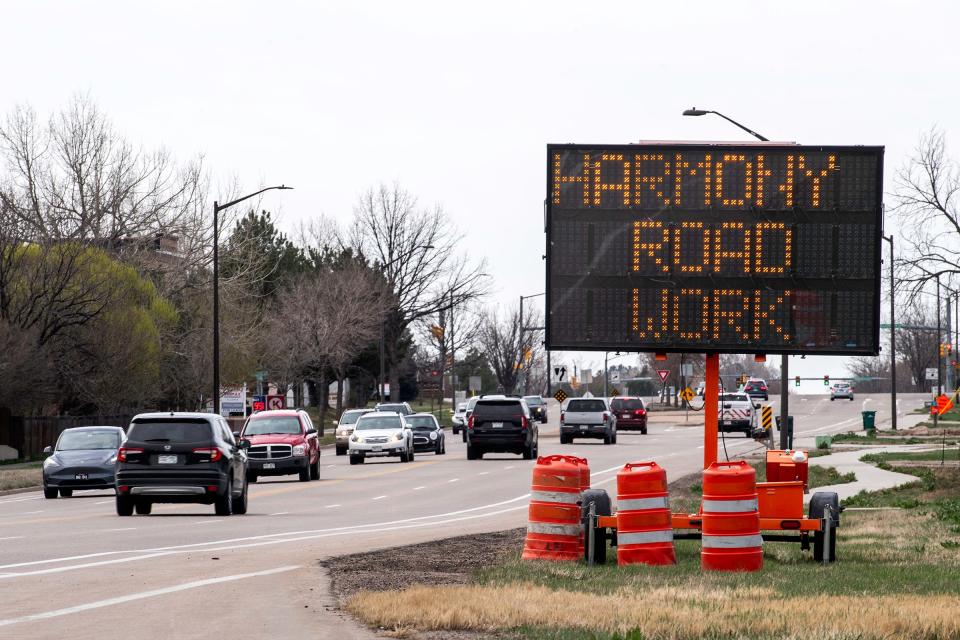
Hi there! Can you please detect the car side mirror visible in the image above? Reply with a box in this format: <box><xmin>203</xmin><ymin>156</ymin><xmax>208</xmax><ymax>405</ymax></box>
<box><xmin>306</xmin><ymin>428</ymin><xmax>317</xmax><ymax>435</ymax></box>
<box><xmin>232</xmin><ymin>431</ymin><xmax>241</xmax><ymax>438</ymax></box>
<box><xmin>42</xmin><ymin>446</ymin><xmax>53</xmax><ymax>456</ymax></box>
<box><xmin>238</xmin><ymin>439</ymin><xmax>251</xmax><ymax>450</ymax></box>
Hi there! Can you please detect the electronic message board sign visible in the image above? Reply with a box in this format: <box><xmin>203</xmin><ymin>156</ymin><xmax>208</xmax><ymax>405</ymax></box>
<box><xmin>545</xmin><ymin>143</ymin><xmax>884</xmax><ymax>355</ymax></box>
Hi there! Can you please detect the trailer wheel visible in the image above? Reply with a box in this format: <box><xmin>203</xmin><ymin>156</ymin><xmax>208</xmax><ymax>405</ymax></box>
<box><xmin>809</xmin><ymin>491</ymin><xmax>840</xmax><ymax>563</ymax></box>
<box><xmin>581</xmin><ymin>488</ymin><xmax>611</xmax><ymax>565</ymax></box>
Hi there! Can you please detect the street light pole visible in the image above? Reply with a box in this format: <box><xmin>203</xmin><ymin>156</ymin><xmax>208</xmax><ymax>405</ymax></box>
<box><xmin>519</xmin><ymin>292</ymin><xmax>547</xmax><ymax>397</ymax></box>
<box><xmin>212</xmin><ymin>185</ymin><xmax>292</xmax><ymax>415</ymax></box>
<box><xmin>682</xmin><ymin>108</ymin><xmax>769</xmax><ymax>142</ymax></box>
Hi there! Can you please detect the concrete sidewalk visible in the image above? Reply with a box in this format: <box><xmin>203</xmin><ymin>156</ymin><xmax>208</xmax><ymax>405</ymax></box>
<box><xmin>806</xmin><ymin>446</ymin><xmax>921</xmax><ymax>502</ymax></box>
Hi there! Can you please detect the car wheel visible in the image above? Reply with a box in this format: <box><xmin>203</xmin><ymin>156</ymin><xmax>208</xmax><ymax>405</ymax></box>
<box><xmin>43</xmin><ymin>486</ymin><xmax>58</xmax><ymax>500</ymax></box>
<box><xmin>59</xmin><ymin>489</ymin><xmax>73</xmax><ymax>498</ymax></box>
<box><xmin>466</xmin><ymin>444</ymin><xmax>478</xmax><ymax>460</ymax></box>
<box><xmin>810</xmin><ymin>492</ymin><xmax>840</xmax><ymax>563</ymax></box>
<box><xmin>135</xmin><ymin>500</ymin><xmax>152</xmax><ymax>515</ymax></box>
<box><xmin>299</xmin><ymin>463</ymin><xmax>311</xmax><ymax>482</ymax></box>
<box><xmin>560</xmin><ymin>434</ymin><xmax>569</xmax><ymax>445</ymax></box>
<box><xmin>461</xmin><ymin>431</ymin><xmax>467</xmax><ymax>443</ymax></box>
<box><xmin>215</xmin><ymin>480</ymin><xmax>233</xmax><ymax>516</ymax></box>
<box><xmin>349</xmin><ymin>455</ymin><xmax>364</xmax><ymax>465</ymax></box>
<box><xmin>603</xmin><ymin>431</ymin><xmax>612</xmax><ymax>445</ymax></box>
<box><xmin>611</xmin><ymin>431</ymin><xmax>618</xmax><ymax>445</ymax></box>
<box><xmin>522</xmin><ymin>442</ymin><xmax>533</xmax><ymax>460</ymax></box>
<box><xmin>409</xmin><ymin>447</ymin><xmax>415</xmax><ymax>462</ymax></box>
<box><xmin>116</xmin><ymin>495</ymin><xmax>134</xmax><ymax>517</ymax></box>
<box><xmin>831</xmin><ymin>397</ymin><xmax>835</xmax><ymax>401</ymax></box>
<box><xmin>232</xmin><ymin>477</ymin><xmax>249</xmax><ymax>515</ymax></box>
<box><xmin>452</xmin><ymin>426</ymin><xmax>459</xmax><ymax>435</ymax></box>
<box><xmin>246</xmin><ymin>471</ymin><xmax>258</xmax><ymax>484</ymax></box>
<box><xmin>310</xmin><ymin>457</ymin><xmax>321</xmax><ymax>480</ymax></box>
<box><xmin>336</xmin><ymin>446</ymin><xmax>347</xmax><ymax>456</ymax></box>
<box><xmin>641</xmin><ymin>426</ymin><xmax>648</xmax><ymax>435</ymax></box>
<box><xmin>581</xmin><ymin>488</ymin><xmax>612</xmax><ymax>564</ymax></box>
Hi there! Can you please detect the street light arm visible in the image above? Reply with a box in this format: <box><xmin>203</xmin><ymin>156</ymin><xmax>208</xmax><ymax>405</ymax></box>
<box><xmin>215</xmin><ymin>185</ymin><xmax>293</xmax><ymax>212</ymax></box>
<box><xmin>707</xmin><ymin>111</ymin><xmax>769</xmax><ymax>142</ymax></box>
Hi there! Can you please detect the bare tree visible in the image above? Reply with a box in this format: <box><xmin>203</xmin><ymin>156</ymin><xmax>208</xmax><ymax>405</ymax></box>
<box><xmin>893</xmin><ymin>128</ymin><xmax>960</xmax><ymax>299</ymax></box>
<box><xmin>267</xmin><ymin>264</ymin><xmax>387</xmax><ymax>430</ymax></box>
<box><xmin>419</xmin><ymin>301</ymin><xmax>483</xmax><ymax>398</ymax></box>
<box><xmin>347</xmin><ymin>183</ymin><xmax>489</xmax><ymax>399</ymax></box>
<box><xmin>896</xmin><ymin>302</ymin><xmax>940</xmax><ymax>391</ymax></box>
<box><xmin>478</xmin><ymin>304</ymin><xmax>540</xmax><ymax>395</ymax></box>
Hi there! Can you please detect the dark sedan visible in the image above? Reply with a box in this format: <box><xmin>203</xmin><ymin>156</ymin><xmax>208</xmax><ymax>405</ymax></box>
<box><xmin>406</xmin><ymin>413</ymin><xmax>446</xmax><ymax>454</ymax></box>
<box><xmin>523</xmin><ymin>396</ymin><xmax>548</xmax><ymax>423</ymax></box>
<box><xmin>42</xmin><ymin>426</ymin><xmax>125</xmax><ymax>498</ymax></box>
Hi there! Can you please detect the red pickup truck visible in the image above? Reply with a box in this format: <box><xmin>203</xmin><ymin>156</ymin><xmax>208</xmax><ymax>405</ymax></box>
<box><xmin>240</xmin><ymin>409</ymin><xmax>320</xmax><ymax>482</ymax></box>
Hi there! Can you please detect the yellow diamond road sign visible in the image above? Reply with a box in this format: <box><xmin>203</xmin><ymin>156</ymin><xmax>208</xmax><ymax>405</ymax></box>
<box><xmin>553</xmin><ymin>389</ymin><xmax>568</xmax><ymax>403</ymax></box>
<box><xmin>680</xmin><ymin>387</ymin><xmax>694</xmax><ymax>402</ymax></box>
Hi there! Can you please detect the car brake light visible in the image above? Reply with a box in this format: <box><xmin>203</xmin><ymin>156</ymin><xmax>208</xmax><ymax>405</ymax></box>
<box><xmin>521</xmin><ymin>416</ymin><xmax>529</xmax><ymax>430</ymax></box>
<box><xmin>602</xmin><ymin>412</ymin><xmax>609</xmax><ymax>421</ymax></box>
<box><xmin>760</xmin><ymin>386</ymin><xmax>767</xmax><ymax>391</ymax></box>
<box><xmin>193</xmin><ymin>447</ymin><xmax>223</xmax><ymax>462</ymax></box>
<box><xmin>560</xmin><ymin>412</ymin><xmax>565</xmax><ymax>424</ymax></box>
<box><xmin>207</xmin><ymin>485</ymin><xmax>218</xmax><ymax>492</ymax></box>
<box><xmin>634</xmin><ymin>409</ymin><xmax>646</xmax><ymax>416</ymax></box>
<box><xmin>468</xmin><ymin>415</ymin><xmax>474</xmax><ymax>429</ymax></box>
<box><xmin>117</xmin><ymin>447</ymin><xmax>143</xmax><ymax>462</ymax></box>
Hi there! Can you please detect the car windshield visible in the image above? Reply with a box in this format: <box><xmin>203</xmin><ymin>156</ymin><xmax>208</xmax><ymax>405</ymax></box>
<box><xmin>356</xmin><ymin>416</ymin><xmax>403</xmax><ymax>430</ymax></box>
<box><xmin>406</xmin><ymin>416</ymin><xmax>436</xmax><ymax>429</ymax></box>
<box><xmin>611</xmin><ymin>398</ymin><xmax>644</xmax><ymax>410</ymax></box>
<box><xmin>377</xmin><ymin>404</ymin><xmax>406</xmax><ymax>414</ymax></box>
<box><xmin>523</xmin><ymin>396</ymin><xmax>544</xmax><ymax>406</ymax></box>
<box><xmin>244</xmin><ymin>416</ymin><xmax>301</xmax><ymax>435</ymax></box>
<box><xmin>720</xmin><ymin>394</ymin><xmax>750</xmax><ymax>403</ymax></box>
<box><xmin>57</xmin><ymin>430</ymin><xmax>121</xmax><ymax>451</ymax></box>
<box><xmin>339</xmin><ymin>410</ymin><xmax>369</xmax><ymax>425</ymax></box>
<box><xmin>128</xmin><ymin>420</ymin><xmax>211</xmax><ymax>443</ymax></box>
<box><xmin>567</xmin><ymin>399</ymin><xmax>606</xmax><ymax>412</ymax></box>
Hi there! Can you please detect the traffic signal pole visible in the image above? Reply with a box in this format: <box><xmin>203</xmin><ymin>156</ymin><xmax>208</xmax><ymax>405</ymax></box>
<box><xmin>704</xmin><ymin>353</ymin><xmax>719</xmax><ymax>468</ymax></box>
<box><xmin>779</xmin><ymin>355</ymin><xmax>790</xmax><ymax>449</ymax></box>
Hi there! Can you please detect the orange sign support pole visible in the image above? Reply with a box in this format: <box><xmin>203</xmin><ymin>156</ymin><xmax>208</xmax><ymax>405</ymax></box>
<box><xmin>704</xmin><ymin>353</ymin><xmax>719</xmax><ymax>469</ymax></box>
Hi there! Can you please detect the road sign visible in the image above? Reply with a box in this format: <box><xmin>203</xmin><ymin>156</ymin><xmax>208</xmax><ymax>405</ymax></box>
<box><xmin>545</xmin><ymin>143</ymin><xmax>884</xmax><ymax>355</ymax></box>
<box><xmin>935</xmin><ymin>394</ymin><xmax>954</xmax><ymax>416</ymax></box>
<box><xmin>266</xmin><ymin>395</ymin><xmax>285</xmax><ymax>410</ymax></box>
<box><xmin>554</xmin><ymin>366</ymin><xmax>567</xmax><ymax>381</ymax></box>
<box><xmin>926</xmin><ymin>368</ymin><xmax>938</xmax><ymax>381</ymax></box>
<box><xmin>680</xmin><ymin>363</ymin><xmax>693</xmax><ymax>377</ymax></box>
<box><xmin>679</xmin><ymin>387</ymin><xmax>694</xmax><ymax>402</ymax></box>
<box><xmin>469</xmin><ymin>376</ymin><xmax>482</xmax><ymax>392</ymax></box>
<box><xmin>761</xmin><ymin>405</ymin><xmax>774</xmax><ymax>432</ymax></box>
<box><xmin>219</xmin><ymin>386</ymin><xmax>246</xmax><ymax>417</ymax></box>
<box><xmin>657</xmin><ymin>369</ymin><xmax>670</xmax><ymax>383</ymax></box>
<box><xmin>610</xmin><ymin>387</ymin><xmax>620</xmax><ymax>397</ymax></box>
<box><xmin>553</xmin><ymin>389</ymin><xmax>568</xmax><ymax>403</ymax></box>
<box><xmin>252</xmin><ymin>395</ymin><xmax>265</xmax><ymax>413</ymax></box>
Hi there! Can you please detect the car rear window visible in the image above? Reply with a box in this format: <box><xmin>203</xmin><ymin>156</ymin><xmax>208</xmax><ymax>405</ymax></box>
<box><xmin>523</xmin><ymin>396</ymin><xmax>544</xmax><ymax>406</ymax></box>
<box><xmin>339</xmin><ymin>410</ymin><xmax>369</xmax><ymax>425</ymax></box>
<box><xmin>610</xmin><ymin>398</ymin><xmax>644</xmax><ymax>410</ymax></box>
<box><xmin>406</xmin><ymin>416</ymin><xmax>436</xmax><ymax>429</ymax></box>
<box><xmin>127</xmin><ymin>419</ymin><xmax>212</xmax><ymax>443</ymax></box>
<box><xmin>473</xmin><ymin>401</ymin><xmax>524</xmax><ymax>419</ymax></box>
<box><xmin>377</xmin><ymin>404</ymin><xmax>407</xmax><ymax>414</ymax></box>
<box><xmin>720</xmin><ymin>394</ymin><xmax>750</xmax><ymax>403</ymax></box>
<box><xmin>567</xmin><ymin>399</ymin><xmax>606</xmax><ymax>412</ymax></box>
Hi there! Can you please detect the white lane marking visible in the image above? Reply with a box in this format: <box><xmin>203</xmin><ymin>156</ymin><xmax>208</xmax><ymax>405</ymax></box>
<box><xmin>476</xmin><ymin>471</ymin><xmax>489</xmax><ymax>476</ymax></box>
<box><xmin>94</xmin><ymin>500</ymin><xmax>113</xmax><ymax>505</ymax></box>
<box><xmin>15</xmin><ymin>510</ymin><xmax>44</xmax><ymax>515</ymax></box>
<box><xmin>372</xmin><ymin>495</ymin><xmax>386</xmax><ymax>501</ymax></box>
<box><xmin>697</xmin><ymin>445</ymin><xmax>705</xmax><ymax>449</ymax></box>
<box><xmin>97</xmin><ymin>528</ymin><xmax>136</xmax><ymax>533</ymax></box>
<box><xmin>0</xmin><ymin>497</ymin><xmax>42</xmax><ymax>505</ymax></box>
<box><xmin>447</xmin><ymin>478</ymin><xmax>459</xmax><ymax>483</ymax></box>
<box><xmin>325</xmin><ymin>504</ymin><xmax>341</xmax><ymax>509</ymax></box>
<box><xmin>193</xmin><ymin>520</ymin><xmax>224</xmax><ymax>525</ymax></box>
<box><xmin>412</xmin><ymin>486</ymin><xmax>426</xmax><ymax>491</ymax></box>
<box><xmin>0</xmin><ymin>537</ymin><xmax>23</xmax><ymax>541</ymax></box>
<box><xmin>326</xmin><ymin>465</ymin><xmax>337</xmax><ymax>469</ymax></box>
<box><xmin>269</xmin><ymin>512</ymin><xmax>289</xmax><ymax>516</ymax></box>
<box><xmin>503</xmin><ymin>466</ymin><xmax>515</xmax><ymax>470</ymax></box>
<box><xmin>0</xmin><ymin>565</ymin><xmax>301</xmax><ymax>627</ymax></box>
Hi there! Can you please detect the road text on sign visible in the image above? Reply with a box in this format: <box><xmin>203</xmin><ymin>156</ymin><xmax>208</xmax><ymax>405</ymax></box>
<box><xmin>546</xmin><ymin>143</ymin><xmax>884</xmax><ymax>355</ymax></box>
<box><xmin>554</xmin><ymin>389</ymin><xmax>568</xmax><ymax>403</ymax></box>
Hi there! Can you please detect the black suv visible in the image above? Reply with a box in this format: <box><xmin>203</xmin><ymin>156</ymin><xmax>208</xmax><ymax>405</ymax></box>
<box><xmin>115</xmin><ymin>412</ymin><xmax>250</xmax><ymax>516</ymax></box>
<box><xmin>523</xmin><ymin>396</ymin><xmax>548</xmax><ymax>423</ymax></box>
<box><xmin>466</xmin><ymin>398</ymin><xmax>538</xmax><ymax>460</ymax></box>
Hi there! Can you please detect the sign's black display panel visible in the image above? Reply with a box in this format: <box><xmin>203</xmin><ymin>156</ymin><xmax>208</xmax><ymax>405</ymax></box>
<box><xmin>546</xmin><ymin>143</ymin><xmax>884</xmax><ymax>355</ymax></box>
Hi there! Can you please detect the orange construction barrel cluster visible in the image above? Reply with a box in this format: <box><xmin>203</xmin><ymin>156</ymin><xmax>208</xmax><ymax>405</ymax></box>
<box><xmin>522</xmin><ymin>455</ymin><xmax>590</xmax><ymax>561</ymax></box>
<box><xmin>701</xmin><ymin>460</ymin><xmax>763</xmax><ymax>572</ymax></box>
<box><xmin>616</xmin><ymin>461</ymin><xmax>676</xmax><ymax>566</ymax></box>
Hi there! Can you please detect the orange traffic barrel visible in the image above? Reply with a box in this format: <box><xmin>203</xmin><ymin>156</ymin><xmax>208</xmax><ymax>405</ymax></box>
<box><xmin>701</xmin><ymin>460</ymin><xmax>763</xmax><ymax>572</ymax></box>
<box><xmin>616</xmin><ymin>461</ymin><xmax>676</xmax><ymax>566</ymax></box>
<box><xmin>522</xmin><ymin>455</ymin><xmax>584</xmax><ymax>561</ymax></box>
<box><xmin>569</xmin><ymin>455</ymin><xmax>591</xmax><ymax>492</ymax></box>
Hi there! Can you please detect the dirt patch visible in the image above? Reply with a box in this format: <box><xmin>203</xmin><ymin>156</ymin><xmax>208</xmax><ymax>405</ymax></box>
<box><xmin>0</xmin><ymin>467</ymin><xmax>42</xmax><ymax>491</ymax></box>
<box><xmin>323</xmin><ymin>528</ymin><xmax>525</xmax><ymax>602</ymax></box>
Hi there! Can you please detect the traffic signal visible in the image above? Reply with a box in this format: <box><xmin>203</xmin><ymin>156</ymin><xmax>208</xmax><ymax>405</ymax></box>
<box><xmin>430</xmin><ymin>325</ymin><xmax>444</xmax><ymax>340</ymax></box>
<box><xmin>795</xmin><ymin>375</ymin><xmax>800</xmax><ymax>387</ymax></box>
<box><xmin>823</xmin><ymin>375</ymin><xmax>830</xmax><ymax>386</ymax></box>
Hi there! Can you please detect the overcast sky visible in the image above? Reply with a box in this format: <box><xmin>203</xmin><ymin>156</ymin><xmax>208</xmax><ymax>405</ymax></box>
<box><xmin>6</xmin><ymin>0</ymin><xmax>958</xmax><ymax>390</ymax></box>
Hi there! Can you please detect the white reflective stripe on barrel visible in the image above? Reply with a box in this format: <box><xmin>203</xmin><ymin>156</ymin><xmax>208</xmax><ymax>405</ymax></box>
<box><xmin>701</xmin><ymin>534</ymin><xmax>763</xmax><ymax>548</ymax></box>
<box><xmin>701</xmin><ymin>498</ymin><xmax>759</xmax><ymax>513</ymax></box>
<box><xmin>618</xmin><ymin>496</ymin><xmax>669</xmax><ymax>511</ymax></box>
<box><xmin>527</xmin><ymin>522</ymin><xmax>582</xmax><ymax>536</ymax></box>
<box><xmin>530</xmin><ymin>490</ymin><xmax>581</xmax><ymax>505</ymax></box>
<box><xmin>617</xmin><ymin>530</ymin><xmax>674</xmax><ymax>545</ymax></box>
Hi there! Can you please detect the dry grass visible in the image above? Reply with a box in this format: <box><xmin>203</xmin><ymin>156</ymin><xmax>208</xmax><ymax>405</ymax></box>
<box><xmin>0</xmin><ymin>467</ymin><xmax>42</xmax><ymax>491</ymax></box>
<box><xmin>347</xmin><ymin>583</ymin><xmax>960</xmax><ymax>639</ymax></box>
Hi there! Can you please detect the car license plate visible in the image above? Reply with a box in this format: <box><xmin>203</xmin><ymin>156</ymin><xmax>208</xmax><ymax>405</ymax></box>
<box><xmin>724</xmin><ymin>420</ymin><xmax>732</xmax><ymax>425</ymax></box>
<box><xmin>372</xmin><ymin>446</ymin><xmax>382</xmax><ymax>452</ymax></box>
<box><xmin>492</xmin><ymin>422</ymin><xmax>503</xmax><ymax>429</ymax></box>
<box><xmin>263</xmin><ymin>462</ymin><xmax>275</xmax><ymax>469</ymax></box>
<box><xmin>158</xmin><ymin>454</ymin><xmax>178</xmax><ymax>464</ymax></box>
<box><xmin>580</xmin><ymin>425</ymin><xmax>588</xmax><ymax>431</ymax></box>
<box><xmin>74</xmin><ymin>473</ymin><xmax>88</xmax><ymax>480</ymax></box>
<box><xmin>622</xmin><ymin>413</ymin><xmax>630</xmax><ymax>419</ymax></box>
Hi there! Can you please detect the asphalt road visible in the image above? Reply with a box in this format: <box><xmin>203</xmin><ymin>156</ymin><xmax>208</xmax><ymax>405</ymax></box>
<box><xmin>0</xmin><ymin>393</ymin><xmax>926</xmax><ymax>639</ymax></box>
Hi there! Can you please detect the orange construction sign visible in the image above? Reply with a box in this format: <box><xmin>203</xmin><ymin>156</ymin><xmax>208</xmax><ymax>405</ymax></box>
<box><xmin>934</xmin><ymin>394</ymin><xmax>954</xmax><ymax>416</ymax></box>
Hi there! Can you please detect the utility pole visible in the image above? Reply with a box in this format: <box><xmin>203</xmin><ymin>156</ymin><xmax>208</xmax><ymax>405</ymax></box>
<box><xmin>603</xmin><ymin>352</ymin><xmax>609</xmax><ymax>397</ymax></box>
<box><xmin>884</xmin><ymin>235</ymin><xmax>897</xmax><ymax>429</ymax></box>
<box><xmin>779</xmin><ymin>355</ymin><xmax>790</xmax><ymax>449</ymax></box>
<box><xmin>936</xmin><ymin>275</ymin><xmax>942</xmax><ymax>432</ymax></box>
<box><xmin>449</xmin><ymin>288</ymin><xmax>455</xmax><ymax>419</ymax></box>
<box><xmin>947</xmin><ymin>296</ymin><xmax>954</xmax><ymax>393</ymax></box>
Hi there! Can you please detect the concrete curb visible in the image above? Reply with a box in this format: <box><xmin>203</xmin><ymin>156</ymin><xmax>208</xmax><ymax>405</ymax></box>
<box><xmin>0</xmin><ymin>485</ymin><xmax>41</xmax><ymax>497</ymax></box>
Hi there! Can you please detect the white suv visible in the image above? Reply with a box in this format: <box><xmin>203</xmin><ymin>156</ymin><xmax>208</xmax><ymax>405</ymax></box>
<box><xmin>348</xmin><ymin>412</ymin><xmax>414</xmax><ymax>465</ymax></box>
